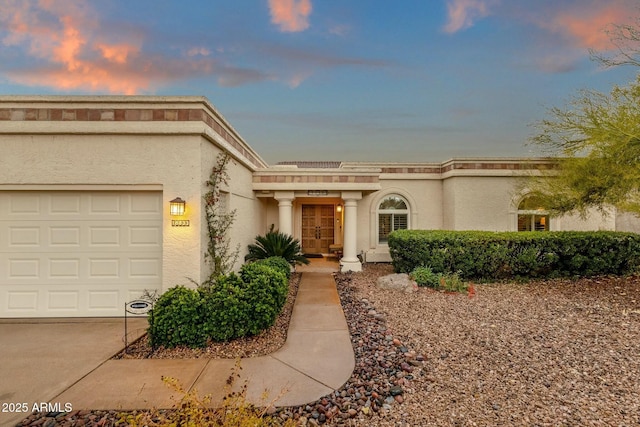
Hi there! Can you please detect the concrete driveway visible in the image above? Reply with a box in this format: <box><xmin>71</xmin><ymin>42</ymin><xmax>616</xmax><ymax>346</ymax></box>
<box><xmin>0</xmin><ymin>318</ymin><xmax>147</xmax><ymax>426</ymax></box>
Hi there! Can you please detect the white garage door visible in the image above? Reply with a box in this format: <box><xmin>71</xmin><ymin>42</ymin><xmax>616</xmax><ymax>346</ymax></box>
<box><xmin>0</xmin><ymin>191</ymin><xmax>162</xmax><ymax>317</ymax></box>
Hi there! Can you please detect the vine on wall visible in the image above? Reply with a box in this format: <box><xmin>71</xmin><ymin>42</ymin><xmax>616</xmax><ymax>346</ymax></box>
<box><xmin>204</xmin><ymin>152</ymin><xmax>240</xmax><ymax>281</ymax></box>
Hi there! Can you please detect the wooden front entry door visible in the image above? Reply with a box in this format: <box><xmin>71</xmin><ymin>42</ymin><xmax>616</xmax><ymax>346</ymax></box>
<box><xmin>302</xmin><ymin>204</ymin><xmax>334</xmax><ymax>254</ymax></box>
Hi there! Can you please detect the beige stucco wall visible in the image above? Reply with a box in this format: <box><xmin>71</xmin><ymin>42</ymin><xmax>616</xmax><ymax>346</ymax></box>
<box><xmin>261</xmin><ymin>198</ymin><xmax>280</xmax><ymax>233</ymax></box>
<box><xmin>548</xmin><ymin>210</ymin><xmax>615</xmax><ymax>231</ymax></box>
<box><xmin>444</xmin><ymin>175</ymin><xmax>619</xmax><ymax>232</ymax></box>
<box><xmin>443</xmin><ymin>176</ymin><xmax>515</xmax><ymax>231</ymax></box>
<box><xmin>616</xmin><ymin>211</ymin><xmax>640</xmax><ymax>233</ymax></box>
<box><xmin>0</xmin><ymin>133</ymin><xmax>206</xmax><ymax>291</ymax></box>
<box><xmin>359</xmin><ymin>178</ymin><xmax>443</xmax><ymax>261</ymax></box>
<box><xmin>0</xmin><ymin>133</ymin><xmax>264</xmax><ymax>290</ymax></box>
<box><xmin>0</xmin><ymin>96</ymin><xmax>266</xmax><ymax>294</ymax></box>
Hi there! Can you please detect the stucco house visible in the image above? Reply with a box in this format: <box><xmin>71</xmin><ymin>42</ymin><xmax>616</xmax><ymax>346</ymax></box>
<box><xmin>1</xmin><ymin>95</ymin><xmax>638</xmax><ymax>318</ymax></box>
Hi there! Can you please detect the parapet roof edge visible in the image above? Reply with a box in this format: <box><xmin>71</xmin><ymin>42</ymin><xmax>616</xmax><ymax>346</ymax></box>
<box><xmin>0</xmin><ymin>95</ymin><xmax>269</xmax><ymax>169</ymax></box>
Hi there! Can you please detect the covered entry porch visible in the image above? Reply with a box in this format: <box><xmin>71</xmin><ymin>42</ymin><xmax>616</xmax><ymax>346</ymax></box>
<box><xmin>253</xmin><ymin>165</ymin><xmax>381</xmax><ymax>272</ymax></box>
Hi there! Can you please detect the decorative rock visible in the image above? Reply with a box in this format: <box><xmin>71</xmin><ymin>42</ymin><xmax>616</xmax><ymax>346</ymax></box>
<box><xmin>376</xmin><ymin>273</ymin><xmax>417</xmax><ymax>293</ymax></box>
<box><xmin>390</xmin><ymin>385</ymin><xmax>404</xmax><ymax>396</ymax></box>
<box><xmin>401</xmin><ymin>362</ymin><xmax>414</xmax><ymax>372</ymax></box>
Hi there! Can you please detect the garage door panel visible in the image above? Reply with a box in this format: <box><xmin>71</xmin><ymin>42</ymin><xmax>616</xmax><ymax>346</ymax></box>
<box><xmin>50</xmin><ymin>194</ymin><xmax>81</xmax><ymax>214</ymax></box>
<box><xmin>89</xmin><ymin>193</ymin><xmax>121</xmax><ymax>214</ymax></box>
<box><xmin>88</xmin><ymin>290</ymin><xmax>120</xmax><ymax>311</ymax></box>
<box><xmin>8</xmin><ymin>226</ymin><xmax>41</xmax><ymax>247</ymax></box>
<box><xmin>129</xmin><ymin>226</ymin><xmax>161</xmax><ymax>246</ymax></box>
<box><xmin>89</xmin><ymin>226</ymin><xmax>121</xmax><ymax>247</ymax></box>
<box><xmin>7</xmin><ymin>193</ymin><xmax>41</xmax><ymax>215</ymax></box>
<box><xmin>129</xmin><ymin>193</ymin><xmax>162</xmax><ymax>215</ymax></box>
<box><xmin>49</xmin><ymin>290</ymin><xmax>80</xmax><ymax>310</ymax></box>
<box><xmin>129</xmin><ymin>257</ymin><xmax>161</xmax><ymax>278</ymax></box>
<box><xmin>2</xmin><ymin>193</ymin><xmax>162</xmax><ymax>220</ymax></box>
<box><xmin>49</xmin><ymin>258</ymin><xmax>81</xmax><ymax>279</ymax></box>
<box><xmin>2</xmin><ymin>284</ymin><xmax>160</xmax><ymax>316</ymax></box>
<box><xmin>3</xmin><ymin>222</ymin><xmax>161</xmax><ymax>251</ymax></box>
<box><xmin>5</xmin><ymin>253</ymin><xmax>161</xmax><ymax>284</ymax></box>
<box><xmin>50</xmin><ymin>226</ymin><xmax>81</xmax><ymax>246</ymax></box>
<box><xmin>5</xmin><ymin>290</ymin><xmax>39</xmax><ymax>313</ymax></box>
<box><xmin>8</xmin><ymin>258</ymin><xmax>40</xmax><ymax>278</ymax></box>
<box><xmin>0</xmin><ymin>191</ymin><xmax>162</xmax><ymax>317</ymax></box>
<box><xmin>88</xmin><ymin>258</ymin><xmax>121</xmax><ymax>278</ymax></box>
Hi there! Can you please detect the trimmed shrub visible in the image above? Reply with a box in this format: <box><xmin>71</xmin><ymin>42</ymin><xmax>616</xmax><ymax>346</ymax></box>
<box><xmin>149</xmin><ymin>262</ymin><xmax>290</xmax><ymax>347</ymax></box>
<box><xmin>148</xmin><ymin>286</ymin><xmax>207</xmax><ymax>348</ymax></box>
<box><xmin>410</xmin><ymin>266</ymin><xmax>440</xmax><ymax>288</ymax></box>
<box><xmin>200</xmin><ymin>273</ymin><xmax>250</xmax><ymax>341</ymax></box>
<box><xmin>389</xmin><ymin>230</ymin><xmax>640</xmax><ymax>280</ymax></box>
<box><xmin>253</xmin><ymin>256</ymin><xmax>292</xmax><ymax>279</ymax></box>
<box><xmin>240</xmin><ymin>262</ymin><xmax>289</xmax><ymax>313</ymax></box>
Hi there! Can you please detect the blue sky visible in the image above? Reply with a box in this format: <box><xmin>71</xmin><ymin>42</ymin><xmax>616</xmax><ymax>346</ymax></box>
<box><xmin>0</xmin><ymin>0</ymin><xmax>638</xmax><ymax>164</ymax></box>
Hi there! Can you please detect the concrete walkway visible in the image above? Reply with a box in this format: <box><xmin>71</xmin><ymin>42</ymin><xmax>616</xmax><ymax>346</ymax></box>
<box><xmin>53</xmin><ymin>269</ymin><xmax>354</xmax><ymax>411</ymax></box>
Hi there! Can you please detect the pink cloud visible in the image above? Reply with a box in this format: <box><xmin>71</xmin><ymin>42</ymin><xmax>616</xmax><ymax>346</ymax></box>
<box><xmin>97</xmin><ymin>43</ymin><xmax>138</xmax><ymax>64</ymax></box>
<box><xmin>545</xmin><ymin>4</ymin><xmax>633</xmax><ymax>50</ymax></box>
<box><xmin>443</xmin><ymin>0</ymin><xmax>494</xmax><ymax>34</ymax></box>
<box><xmin>0</xmin><ymin>0</ymin><xmax>254</xmax><ymax>94</ymax></box>
<box><xmin>268</xmin><ymin>0</ymin><xmax>312</xmax><ymax>32</ymax></box>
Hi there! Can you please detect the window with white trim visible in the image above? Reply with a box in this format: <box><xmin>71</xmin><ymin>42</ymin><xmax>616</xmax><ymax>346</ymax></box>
<box><xmin>378</xmin><ymin>195</ymin><xmax>409</xmax><ymax>243</ymax></box>
<box><xmin>517</xmin><ymin>196</ymin><xmax>549</xmax><ymax>231</ymax></box>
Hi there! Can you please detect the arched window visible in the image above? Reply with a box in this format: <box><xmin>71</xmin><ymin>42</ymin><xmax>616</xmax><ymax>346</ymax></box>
<box><xmin>517</xmin><ymin>195</ymin><xmax>549</xmax><ymax>231</ymax></box>
<box><xmin>378</xmin><ymin>195</ymin><xmax>409</xmax><ymax>243</ymax></box>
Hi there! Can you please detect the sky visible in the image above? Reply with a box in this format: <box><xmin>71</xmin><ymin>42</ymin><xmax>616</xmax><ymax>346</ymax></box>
<box><xmin>0</xmin><ymin>0</ymin><xmax>639</xmax><ymax>164</ymax></box>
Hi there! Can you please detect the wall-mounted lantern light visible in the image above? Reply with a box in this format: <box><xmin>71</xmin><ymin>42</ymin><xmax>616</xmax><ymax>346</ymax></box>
<box><xmin>170</xmin><ymin>197</ymin><xmax>186</xmax><ymax>216</ymax></box>
<box><xmin>170</xmin><ymin>197</ymin><xmax>189</xmax><ymax>226</ymax></box>
<box><xmin>336</xmin><ymin>204</ymin><xmax>343</xmax><ymax>213</ymax></box>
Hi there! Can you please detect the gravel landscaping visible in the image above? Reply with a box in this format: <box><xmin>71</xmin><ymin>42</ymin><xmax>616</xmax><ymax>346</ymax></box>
<box><xmin>336</xmin><ymin>264</ymin><xmax>640</xmax><ymax>426</ymax></box>
<box><xmin>19</xmin><ymin>263</ymin><xmax>640</xmax><ymax>426</ymax></box>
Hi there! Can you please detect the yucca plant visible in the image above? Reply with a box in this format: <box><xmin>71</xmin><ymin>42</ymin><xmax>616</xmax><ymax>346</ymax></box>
<box><xmin>246</xmin><ymin>225</ymin><xmax>310</xmax><ymax>266</ymax></box>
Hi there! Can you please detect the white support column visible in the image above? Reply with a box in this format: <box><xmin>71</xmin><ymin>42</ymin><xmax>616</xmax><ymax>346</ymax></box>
<box><xmin>274</xmin><ymin>191</ymin><xmax>295</xmax><ymax>236</ymax></box>
<box><xmin>340</xmin><ymin>191</ymin><xmax>363</xmax><ymax>272</ymax></box>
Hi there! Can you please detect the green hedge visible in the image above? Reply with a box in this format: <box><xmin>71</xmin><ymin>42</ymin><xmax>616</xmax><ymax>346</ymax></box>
<box><xmin>389</xmin><ymin>230</ymin><xmax>640</xmax><ymax>279</ymax></box>
<box><xmin>250</xmin><ymin>256</ymin><xmax>292</xmax><ymax>279</ymax></box>
<box><xmin>148</xmin><ymin>257</ymin><xmax>289</xmax><ymax>348</ymax></box>
<box><xmin>148</xmin><ymin>286</ymin><xmax>207</xmax><ymax>348</ymax></box>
